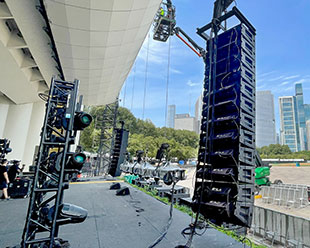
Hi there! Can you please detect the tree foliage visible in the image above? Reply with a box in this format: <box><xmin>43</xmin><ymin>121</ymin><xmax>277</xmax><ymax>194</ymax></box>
<box><xmin>257</xmin><ymin>144</ymin><xmax>310</xmax><ymax>160</ymax></box>
<box><xmin>80</xmin><ymin>106</ymin><xmax>199</xmax><ymax>160</ymax></box>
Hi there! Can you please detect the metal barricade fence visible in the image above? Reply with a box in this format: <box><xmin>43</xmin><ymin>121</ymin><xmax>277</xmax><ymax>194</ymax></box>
<box><xmin>260</xmin><ymin>185</ymin><xmax>309</xmax><ymax>208</ymax></box>
<box><xmin>251</xmin><ymin>206</ymin><xmax>310</xmax><ymax>247</ymax></box>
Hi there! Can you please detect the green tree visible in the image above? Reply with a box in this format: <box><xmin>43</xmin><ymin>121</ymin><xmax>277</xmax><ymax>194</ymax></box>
<box><xmin>80</xmin><ymin>106</ymin><xmax>199</xmax><ymax>161</ymax></box>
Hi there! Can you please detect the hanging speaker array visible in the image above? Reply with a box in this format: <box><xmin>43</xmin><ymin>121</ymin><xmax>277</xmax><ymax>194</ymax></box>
<box><xmin>193</xmin><ymin>24</ymin><xmax>256</xmax><ymax>227</ymax></box>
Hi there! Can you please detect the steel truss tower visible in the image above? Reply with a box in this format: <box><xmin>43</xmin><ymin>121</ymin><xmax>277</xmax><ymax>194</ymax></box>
<box><xmin>95</xmin><ymin>100</ymin><xmax>119</xmax><ymax>175</ymax></box>
<box><xmin>21</xmin><ymin>77</ymin><xmax>90</xmax><ymax>247</ymax></box>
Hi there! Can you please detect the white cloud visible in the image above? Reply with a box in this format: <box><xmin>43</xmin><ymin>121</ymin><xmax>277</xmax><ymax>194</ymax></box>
<box><xmin>170</xmin><ymin>68</ymin><xmax>182</xmax><ymax>74</ymax></box>
<box><xmin>293</xmin><ymin>79</ymin><xmax>305</xmax><ymax>84</ymax></box>
<box><xmin>280</xmin><ymin>81</ymin><xmax>290</xmax><ymax>86</ymax></box>
<box><xmin>284</xmin><ymin>86</ymin><xmax>294</xmax><ymax>91</ymax></box>
<box><xmin>269</xmin><ymin>75</ymin><xmax>286</xmax><ymax>81</ymax></box>
<box><xmin>187</xmin><ymin>80</ymin><xmax>200</xmax><ymax>87</ymax></box>
<box><xmin>258</xmin><ymin>71</ymin><xmax>277</xmax><ymax>78</ymax></box>
<box><xmin>257</xmin><ymin>84</ymin><xmax>267</xmax><ymax>90</ymax></box>
<box><xmin>284</xmin><ymin>75</ymin><xmax>299</xmax><ymax>80</ymax></box>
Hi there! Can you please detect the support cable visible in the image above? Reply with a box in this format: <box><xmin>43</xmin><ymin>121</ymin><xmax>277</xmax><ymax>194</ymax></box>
<box><xmin>123</xmin><ymin>80</ymin><xmax>127</xmax><ymax>107</ymax></box>
<box><xmin>130</xmin><ymin>62</ymin><xmax>136</xmax><ymax>111</ymax></box>
<box><xmin>164</xmin><ymin>37</ymin><xmax>172</xmax><ymax>127</ymax></box>
<box><xmin>142</xmin><ymin>34</ymin><xmax>150</xmax><ymax>120</ymax></box>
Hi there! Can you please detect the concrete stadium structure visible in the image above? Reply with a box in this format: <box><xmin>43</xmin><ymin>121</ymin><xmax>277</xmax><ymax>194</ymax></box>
<box><xmin>0</xmin><ymin>0</ymin><xmax>161</xmax><ymax>168</ymax></box>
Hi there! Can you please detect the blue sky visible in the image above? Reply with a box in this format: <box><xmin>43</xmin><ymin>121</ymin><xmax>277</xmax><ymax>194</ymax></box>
<box><xmin>120</xmin><ymin>0</ymin><xmax>310</xmax><ymax>132</ymax></box>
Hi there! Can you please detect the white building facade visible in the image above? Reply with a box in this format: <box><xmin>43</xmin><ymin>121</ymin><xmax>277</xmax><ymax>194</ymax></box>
<box><xmin>279</xmin><ymin>96</ymin><xmax>300</xmax><ymax>152</ymax></box>
<box><xmin>174</xmin><ymin>114</ymin><xmax>195</xmax><ymax>132</ymax></box>
<box><xmin>256</xmin><ymin>91</ymin><xmax>276</xmax><ymax>147</ymax></box>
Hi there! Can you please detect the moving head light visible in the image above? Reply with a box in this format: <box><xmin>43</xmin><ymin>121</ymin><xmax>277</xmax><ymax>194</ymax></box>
<box><xmin>136</xmin><ymin>150</ymin><xmax>144</xmax><ymax>163</ymax></box>
<box><xmin>120</xmin><ymin>144</ymin><xmax>186</xmax><ymax>184</ymax></box>
<box><xmin>48</xmin><ymin>152</ymin><xmax>87</xmax><ymax>173</ymax></box>
<box><xmin>66</xmin><ymin>152</ymin><xmax>86</xmax><ymax>171</ymax></box>
<box><xmin>54</xmin><ymin>109</ymin><xmax>92</xmax><ymax>131</ymax></box>
<box><xmin>0</xmin><ymin>139</ymin><xmax>12</xmax><ymax>158</ymax></box>
<box><xmin>41</xmin><ymin>203</ymin><xmax>88</xmax><ymax>226</ymax></box>
<box><xmin>156</xmin><ymin>143</ymin><xmax>169</xmax><ymax>161</ymax></box>
<box><xmin>74</xmin><ymin>112</ymin><xmax>92</xmax><ymax>130</ymax></box>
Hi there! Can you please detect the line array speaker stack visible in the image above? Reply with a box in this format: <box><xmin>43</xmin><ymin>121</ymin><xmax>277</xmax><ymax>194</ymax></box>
<box><xmin>193</xmin><ymin>24</ymin><xmax>256</xmax><ymax>227</ymax></box>
<box><xmin>108</xmin><ymin>127</ymin><xmax>129</xmax><ymax>177</ymax></box>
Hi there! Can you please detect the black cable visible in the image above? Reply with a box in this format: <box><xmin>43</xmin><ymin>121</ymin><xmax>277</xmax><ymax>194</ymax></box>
<box><xmin>147</xmin><ymin>181</ymin><xmax>176</xmax><ymax>248</ymax></box>
<box><xmin>180</xmin><ymin>22</ymin><xmax>219</xmax><ymax>248</ymax></box>
<box><xmin>129</xmin><ymin>194</ymin><xmax>145</xmax><ymax>213</ymax></box>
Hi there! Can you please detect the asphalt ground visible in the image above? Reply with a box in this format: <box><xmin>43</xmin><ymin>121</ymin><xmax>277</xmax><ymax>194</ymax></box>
<box><xmin>0</xmin><ymin>180</ymin><xmax>248</xmax><ymax>248</ymax></box>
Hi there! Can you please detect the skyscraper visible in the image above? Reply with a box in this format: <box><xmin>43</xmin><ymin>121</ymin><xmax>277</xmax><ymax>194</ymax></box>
<box><xmin>306</xmin><ymin>120</ymin><xmax>310</xmax><ymax>151</ymax></box>
<box><xmin>295</xmin><ymin>83</ymin><xmax>307</xmax><ymax>150</ymax></box>
<box><xmin>304</xmin><ymin>104</ymin><xmax>310</xmax><ymax>122</ymax></box>
<box><xmin>166</xmin><ymin>104</ymin><xmax>176</xmax><ymax>128</ymax></box>
<box><xmin>279</xmin><ymin>96</ymin><xmax>300</xmax><ymax>152</ymax></box>
<box><xmin>256</xmin><ymin>91</ymin><xmax>276</xmax><ymax>147</ymax></box>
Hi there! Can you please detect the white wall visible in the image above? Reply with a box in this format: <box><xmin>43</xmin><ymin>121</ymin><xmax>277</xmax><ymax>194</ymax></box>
<box><xmin>1</xmin><ymin>101</ymin><xmax>45</xmax><ymax>170</ymax></box>
<box><xmin>22</xmin><ymin>101</ymin><xmax>45</xmax><ymax>169</ymax></box>
<box><xmin>0</xmin><ymin>103</ymin><xmax>9</xmax><ymax>138</ymax></box>
<box><xmin>3</xmin><ymin>102</ymin><xmax>33</xmax><ymax>162</ymax></box>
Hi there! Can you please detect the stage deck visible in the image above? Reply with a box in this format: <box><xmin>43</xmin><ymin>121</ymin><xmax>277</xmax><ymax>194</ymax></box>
<box><xmin>0</xmin><ymin>179</ymin><xmax>248</xmax><ymax>248</ymax></box>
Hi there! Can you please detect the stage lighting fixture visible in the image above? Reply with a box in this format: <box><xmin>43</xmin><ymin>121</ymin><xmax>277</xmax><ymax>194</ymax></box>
<box><xmin>41</xmin><ymin>203</ymin><xmax>88</xmax><ymax>226</ymax></box>
<box><xmin>0</xmin><ymin>139</ymin><xmax>12</xmax><ymax>158</ymax></box>
<box><xmin>74</xmin><ymin>112</ymin><xmax>92</xmax><ymax>130</ymax></box>
<box><xmin>136</xmin><ymin>150</ymin><xmax>144</xmax><ymax>163</ymax></box>
<box><xmin>156</xmin><ymin>143</ymin><xmax>169</xmax><ymax>161</ymax></box>
<box><xmin>66</xmin><ymin>153</ymin><xmax>87</xmax><ymax>171</ymax></box>
<box><xmin>54</xmin><ymin>110</ymin><xmax>92</xmax><ymax>131</ymax></box>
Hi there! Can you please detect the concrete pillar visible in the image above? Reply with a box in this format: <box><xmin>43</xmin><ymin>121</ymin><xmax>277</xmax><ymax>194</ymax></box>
<box><xmin>0</xmin><ymin>95</ymin><xmax>13</xmax><ymax>138</ymax></box>
<box><xmin>22</xmin><ymin>101</ymin><xmax>45</xmax><ymax>169</ymax></box>
<box><xmin>3</xmin><ymin>102</ymin><xmax>33</xmax><ymax>162</ymax></box>
<box><xmin>0</xmin><ymin>103</ymin><xmax>9</xmax><ymax>138</ymax></box>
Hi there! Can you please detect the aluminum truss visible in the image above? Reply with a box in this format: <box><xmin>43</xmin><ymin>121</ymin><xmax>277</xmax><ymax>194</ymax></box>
<box><xmin>21</xmin><ymin>77</ymin><xmax>87</xmax><ymax>248</ymax></box>
<box><xmin>95</xmin><ymin>100</ymin><xmax>119</xmax><ymax>176</ymax></box>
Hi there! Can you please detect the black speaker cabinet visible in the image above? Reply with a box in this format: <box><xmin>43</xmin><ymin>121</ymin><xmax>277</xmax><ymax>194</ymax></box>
<box><xmin>193</xmin><ymin>24</ymin><xmax>256</xmax><ymax>227</ymax></box>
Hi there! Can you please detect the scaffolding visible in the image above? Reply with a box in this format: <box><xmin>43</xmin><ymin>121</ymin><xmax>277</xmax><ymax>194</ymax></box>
<box><xmin>95</xmin><ymin>100</ymin><xmax>119</xmax><ymax>176</ymax></box>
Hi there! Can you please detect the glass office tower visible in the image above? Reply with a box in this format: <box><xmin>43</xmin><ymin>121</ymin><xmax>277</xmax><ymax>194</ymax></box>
<box><xmin>295</xmin><ymin>83</ymin><xmax>307</xmax><ymax>150</ymax></box>
<box><xmin>166</xmin><ymin>104</ymin><xmax>176</xmax><ymax>128</ymax></box>
<box><xmin>279</xmin><ymin>96</ymin><xmax>300</xmax><ymax>152</ymax></box>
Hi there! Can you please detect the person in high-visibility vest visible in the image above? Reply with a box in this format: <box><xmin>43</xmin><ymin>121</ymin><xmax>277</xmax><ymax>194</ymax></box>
<box><xmin>160</xmin><ymin>7</ymin><xmax>164</xmax><ymax>17</ymax></box>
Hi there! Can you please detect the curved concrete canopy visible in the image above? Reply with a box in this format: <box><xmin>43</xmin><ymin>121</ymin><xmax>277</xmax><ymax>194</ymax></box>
<box><xmin>0</xmin><ymin>0</ymin><xmax>61</xmax><ymax>104</ymax></box>
<box><xmin>45</xmin><ymin>0</ymin><xmax>162</xmax><ymax>106</ymax></box>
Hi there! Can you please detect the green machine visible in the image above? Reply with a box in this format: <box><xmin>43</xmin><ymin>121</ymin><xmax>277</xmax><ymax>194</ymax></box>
<box><xmin>254</xmin><ymin>150</ymin><xmax>270</xmax><ymax>186</ymax></box>
<box><xmin>255</xmin><ymin>166</ymin><xmax>271</xmax><ymax>186</ymax></box>
<box><xmin>254</xmin><ymin>150</ymin><xmax>282</xmax><ymax>188</ymax></box>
